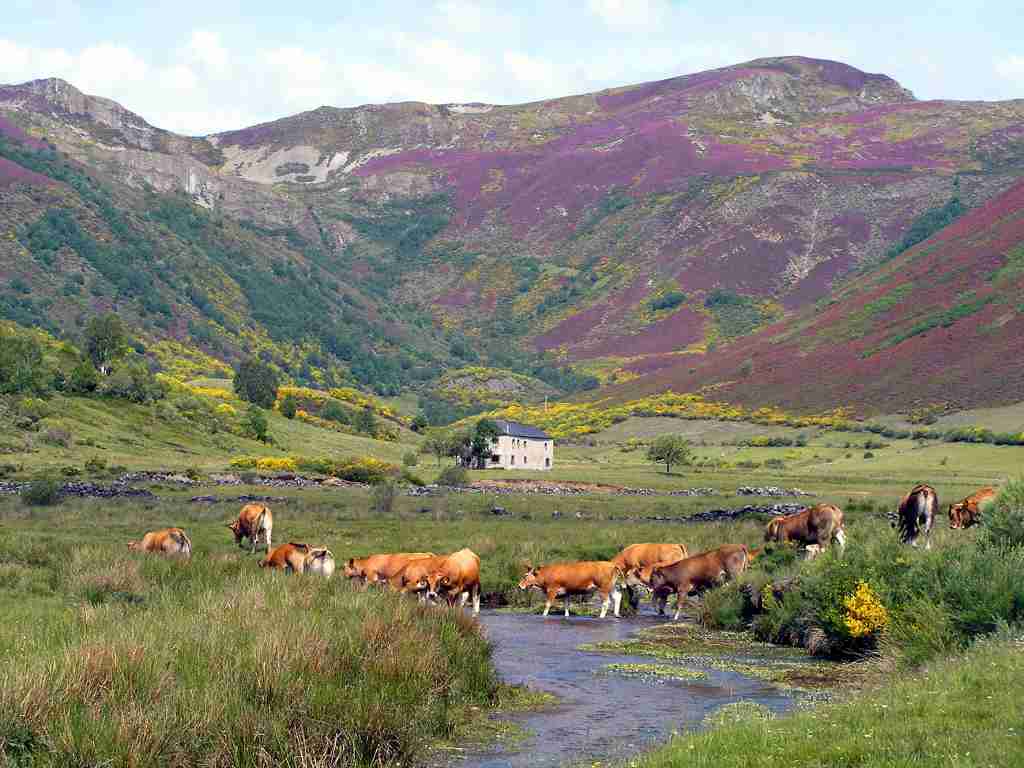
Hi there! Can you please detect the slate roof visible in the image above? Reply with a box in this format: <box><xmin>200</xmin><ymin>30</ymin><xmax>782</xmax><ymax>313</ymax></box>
<box><xmin>493</xmin><ymin>420</ymin><xmax>552</xmax><ymax>440</ymax></box>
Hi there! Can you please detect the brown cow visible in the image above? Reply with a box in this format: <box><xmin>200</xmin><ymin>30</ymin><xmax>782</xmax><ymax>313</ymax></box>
<box><xmin>612</xmin><ymin>543</ymin><xmax>689</xmax><ymax>611</ymax></box>
<box><xmin>765</xmin><ymin>504</ymin><xmax>846</xmax><ymax>554</ymax></box>
<box><xmin>423</xmin><ymin>548</ymin><xmax>482</xmax><ymax>615</ymax></box>
<box><xmin>649</xmin><ymin>545</ymin><xmax>757</xmax><ymax>621</ymax></box>
<box><xmin>259</xmin><ymin>542</ymin><xmax>312</xmax><ymax>572</ymax></box>
<box><xmin>127</xmin><ymin>527</ymin><xmax>192</xmax><ymax>557</ymax></box>
<box><xmin>258</xmin><ymin>542</ymin><xmax>336</xmax><ymax>577</ymax></box>
<box><xmin>518</xmin><ymin>561</ymin><xmax>623</xmax><ymax>619</ymax></box>
<box><xmin>390</xmin><ymin>554</ymin><xmax>449</xmax><ymax>596</ymax></box>
<box><xmin>344</xmin><ymin>552</ymin><xmax>436</xmax><ymax>587</ymax></box>
<box><xmin>895</xmin><ymin>484</ymin><xmax>938</xmax><ymax>548</ymax></box>
<box><xmin>227</xmin><ymin>503</ymin><xmax>273</xmax><ymax>554</ymax></box>
<box><xmin>949</xmin><ymin>487</ymin><xmax>996</xmax><ymax>530</ymax></box>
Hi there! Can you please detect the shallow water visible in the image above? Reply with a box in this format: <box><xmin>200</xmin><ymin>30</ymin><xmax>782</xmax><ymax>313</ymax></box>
<box><xmin>457</xmin><ymin>611</ymin><xmax>797</xmax><ymax>768</ymax></box>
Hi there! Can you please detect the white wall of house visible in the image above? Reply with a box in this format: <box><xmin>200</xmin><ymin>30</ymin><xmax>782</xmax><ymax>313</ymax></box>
<box><xmin>488</xmin><ymin>434</ymin><xmax>553</xmax><ymax>470</ymax></box>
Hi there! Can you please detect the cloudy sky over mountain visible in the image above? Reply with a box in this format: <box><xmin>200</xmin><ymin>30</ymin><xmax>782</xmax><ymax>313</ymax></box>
<box><xmin>2</xmin><ymin>0</ymin><xmax>1021</xmax><ymax>135</ymax></box>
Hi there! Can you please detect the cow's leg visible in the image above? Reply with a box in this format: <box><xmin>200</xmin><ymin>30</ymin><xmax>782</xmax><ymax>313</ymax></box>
<box><xmin>834</xmin><ymin>529</ymin><xmax>847</xmax><ymax>551</ymax></box>
<box><xmin>472</xmin><ymin>585</ymin><xmax>481</xmax><ymax>616</ymax></box>
<box><xmin>543</xmin><ymin>590</ymin><xmax>555</xmax><ymax>617</ymax></box>
<box><xmin>626</xmin><ymin>584</ymin><xmax>639</xmax><ymax>610</ymax></box>
<box><xmin>564</xmin><ymin>595</ymin><xmax>571</xmax><ymax>618</ymax></box>
<box><xmin>655</xmin><ymin>592</ymin><xmax>667</xmax><ymax>615</ymax></box>
<box><xmin>250</xmin><ymin>536</ymin><xmax>257</xmax><ymax>555</ymax></box>
<box><xmin>672</xmin><ymin>590</ymin><xmax>684</xmax><ymax>622</ymax></box>
<box><xmin>611</xmin><ymin>585</ymin><xmax>622</xmax><ymax>618</ymax></box>
<box><xmin>599</xmin><ymin>590</ymin><xmax>610</xmax><ymax>619</ymax></box>
<box><xmin>459</xmin><ymin>591</ymin><xmax>469</xmax><ymax>608</ymax></box>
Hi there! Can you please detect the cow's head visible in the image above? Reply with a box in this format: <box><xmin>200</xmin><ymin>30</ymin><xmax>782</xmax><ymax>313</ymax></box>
<box><xmin>226</xmin><ymin>520</ymin><xmax>244</xmax><ymax>545</ymax></box>
<box><xmin>127</xmin><ymin>540</ymin><xmax>142</xmax><ymax>551</ymax></box>
<box><xmin>649</xmin><ymin>566</ymin><xmax>668</xmax><ymax>590</ymax></box>
<box><xmin>425</xmin><ymin>571</ymin><xmax>452</xmax><ymax>601</ymax></box>
<box><xmin>948</xmin><ymin>503</ymin><xmax>967</xmax><ymax>529</ymax></box>
<box><xmin>518</xmin><ymin>567</ymin><xmax>540</xmax><ymax>590</ymax></box>
<box><xmin>625</xmin><ymin>565</ymin><xmax>655</xmax><ymax>589</ymax></box>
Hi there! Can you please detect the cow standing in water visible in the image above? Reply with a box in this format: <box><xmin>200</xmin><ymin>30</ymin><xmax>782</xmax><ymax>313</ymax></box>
<box><xmin>949</xmin><ymin>487</ymin><xmax>996</xmax><ymax>530</ymax></box>
<box><xmin>518</xmin><ymin>561</ymin><xmax>623</xmax><ymax>619</ymax></box>
<box><xmin>648</xmin><ymin>545</ymin><xmax>757</xmax><ymax>621</ymax></box>
<box><xmin>227</xmin><ymin>503</ymin><xmax>273</xmax><ymax>554</ymax></box>
<box><xmin>895</xmin><ymin>484</ymin><xmax>938</xmax><ymax>548</ymax></box>
<box><xmin>612</xmin><ymin>543</ymin><xmax>689</xmax><ymax>612</ymax></box>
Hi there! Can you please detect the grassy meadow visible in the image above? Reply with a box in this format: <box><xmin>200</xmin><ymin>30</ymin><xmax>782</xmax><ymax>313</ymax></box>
<box><xmin>2</xmin><ymin>393</ymin><xmax>1024</xmax><ymax>767</ymax></box>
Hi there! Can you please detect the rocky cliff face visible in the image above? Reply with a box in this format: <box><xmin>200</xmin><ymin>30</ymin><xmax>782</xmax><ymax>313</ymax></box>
<box><xmin>2</xmin><ymin>56</ymin><xmax>1023</xmax><ymax>408</ymax></box>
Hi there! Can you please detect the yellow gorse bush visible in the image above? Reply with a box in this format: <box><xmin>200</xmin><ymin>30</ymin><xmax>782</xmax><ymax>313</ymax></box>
<box><xmin>843</xmin><ymin>581</ymin><xmax>889</xmax><ymax>638</ymax></box>
<box><xmin>228</xmin><ymin>456</ymin><xmax>298</xmax><ymax>472</ymax></box>
<box><xmin>215</xmin><ymin>403</ymin><xmax>237</xmax><ymax>416</ymax></box>
<box><xmin>474</xmin><ymin>391</ymin><xmax>853</xmax><ymax>439</ymax></box>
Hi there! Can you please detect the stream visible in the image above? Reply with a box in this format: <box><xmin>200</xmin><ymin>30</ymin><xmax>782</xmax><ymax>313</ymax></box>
<box><xmin>456</xmin><ymin>612</ymin><xmax>799</xmax><ymax>768</ymax></box>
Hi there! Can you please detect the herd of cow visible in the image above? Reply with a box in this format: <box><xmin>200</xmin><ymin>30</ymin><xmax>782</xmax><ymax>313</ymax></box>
<box><xmin>125</xmin><ymin>484</ymin><xmax>996</xmax><ymax>620</ymax></box>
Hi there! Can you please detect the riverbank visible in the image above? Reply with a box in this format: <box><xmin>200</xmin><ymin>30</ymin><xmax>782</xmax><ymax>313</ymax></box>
<box><xmin>634</xmin><ymin>634</ymin><xmax>1024</xmax><ymax>767</ymax></box>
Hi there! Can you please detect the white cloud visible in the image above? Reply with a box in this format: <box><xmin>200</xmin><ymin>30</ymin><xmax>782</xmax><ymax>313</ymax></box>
<box><xmin>587</xmin><ymin>0</ymin><xmax>667</xmax><ymax>28</ymax></box>
<box><xmin>73</xmin><ymin>44</ymin><xmax>148</xmax><ymax>93</ymax></box>
<box><xmin>184</xmin><ymin>29</ymin><xmax>230</xmax><ymax>77</ymax></box>
<box><xmin>994</xmin><ymin>54</ymin><xmax>1024</xmax><ymax>79</ymax></box>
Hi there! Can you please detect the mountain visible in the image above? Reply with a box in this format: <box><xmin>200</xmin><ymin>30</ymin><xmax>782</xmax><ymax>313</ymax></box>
<box><xmin>2</xmin><ymin>56</ymin><xmax>1023</xmax><ymax>411</ymax></box>
<box><xmin>604</xmin><ymin>176</ymin><xmax>1024</xmax><ymax>415</ymax></box>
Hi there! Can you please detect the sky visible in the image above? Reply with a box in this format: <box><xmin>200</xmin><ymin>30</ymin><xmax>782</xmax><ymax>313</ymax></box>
<box><xmin>1</xmin><ymin>0</ymin><xmax>1022</xmax><ymax>136</ymax></box>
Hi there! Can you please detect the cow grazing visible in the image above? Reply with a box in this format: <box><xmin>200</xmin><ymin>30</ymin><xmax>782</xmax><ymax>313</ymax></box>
<box><xmin>423</xmin><ymin>548</ymin><xmax>482</xmax><ymax>615</ymax></box>
<box><xmin>227</xmin><ymin>503</ymin><xmax>273</xmax><ymax>554</ymax></box>
<box><xmin>518</xmin><ymin>561</ymin><xmax>623</xmax><ymax>619</ymax></box>
<box><xmin>127</xmin><ymin>527</ymin><xmax>192</xmax><ymax>557</ymax></box>
<box><xmin>648</xmin><ymin>545</ymin><xmax>757</xmax><ymax>621</ymax></box>
<box><xmin>304</xmin><ymin>547</ymin><xmax>336</xmax><ymax>579</ymax></box>
<box><xmin>765</xmin><ymin>504</ymin><xmax>846</xmax><ymax>554</ymax></box>
<box><xmin>260</xmin><ymin>542</ymin><xmax>336</xmax><ymax>577</ymax></box>
<box><xmin>949</xmin><ymin>487</ymin><xmax>996</xmax><ymax>530</ymax></box>
<box><xmin>612</xmin><ymin>543</ymin><xmax>689</xmax><ymax>611</ymax></box>
<box><xmin>344</xmin><ymin>552</ymin><xmax>436</xmax><ymax>587</ymax></box>
<box><xmin>895</xmin><ymin>484</ymin><xmax>938</xmax><ymax>548</ymax></box>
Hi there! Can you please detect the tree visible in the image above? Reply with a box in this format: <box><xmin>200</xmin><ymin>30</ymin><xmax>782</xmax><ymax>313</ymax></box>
<box><xmin>446</xmin><ymin>419</ymin><xmax>500</xmax><ymax>469</ymax></box>
<box><xmin>279</xmin><ymin>393</ymin><xmax>298</xmax><ymax>419</ymax></box>
<box><xmin>83</xmin><ymin>314</ymin><xmax>128</xmax><ymax>374</ymax></box>
<box><xmin>420</xmin><ymin>429</ymin><xmax>453</xmax><ymax>466</ymax></box>
<box><xmin>66</xmin><ymin>359</ymin><xmax>100</xmax><ymax>394</ymax></box>
<box><xmin>410</xmin><ymin>414</ymin><xmax>429</xmax><ymax>433</ymax></box>
<box><xmin>646</xmin><ymin>435</ymin><xmax>694</xmax><ymax>475</ymax></box>
<box><xmin>0</xmin><ymin>332</ymin><xmax>49</xmax><ymax>395</ymax></box>
<box><xmin>243</xmin><ymin>406</ymin><xmax>270</xmax><ymax>443</ymax></box>
<box><xmin>355</xmin><ymin>405</ymin><xmax>378</xmax><ymax>436</ymax></box>
<box><xmin>233</xmin><ymin>359</ymin><xmax>279</xmax><ymax>409</ymax></box>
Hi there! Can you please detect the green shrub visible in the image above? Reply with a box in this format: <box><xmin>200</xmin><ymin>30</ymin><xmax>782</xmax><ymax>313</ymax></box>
<box><xmin>981</xmin><ymin>478</ymin><xmax>1024</xmax><ymax>549</ymax></box>
<box><xmin>20</xmin><ymin>476</ymin><xmax>63</xmax><ymax>506</ymax></box>
<box><xmin>321</xmin><ymin>399</ymin><xmax>352</xmax><ymax>424</ymax></box>
<box><xmin>279</xmin><ymin>393</ymin><xmax>298</xmax><ymax>419</ymax></box>
<box><xmin>99</xmin><ymin>361</ymin><xmax>167</xmax><ymax>403</ymax></box>
<box><xmin>0</xmin><ymin>331</ymin><xmax>50</xmax><ymax>395</ymax></box>
<box><xmin>402</xmin><ymin>450</ymin><xmax>419</xmax><ymax>467</ymax></box>
<box><xmin>401</xmin><ymin>469</ymin><xmax>427</xmax><ymax>487</ymax></box>
<box><xmin>438</xmin><ymin>464</ymin><xmax>469</xmax><ymax>487</ymax></box>
<box><xmin>242</xmin><ymin>407</ymin><xmax>270</xmax><ymax>443</ymax></box>
<box><xmin>66</xmin><ymin>360</ymin><xmax>100</xmax><ymax>394</ymax></box>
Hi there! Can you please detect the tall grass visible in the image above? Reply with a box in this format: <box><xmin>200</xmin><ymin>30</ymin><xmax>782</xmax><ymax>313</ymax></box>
<box><xmin>0</xmin><ymin>536</ymin><xmax>496</xmax><ymax>767</ymax></box>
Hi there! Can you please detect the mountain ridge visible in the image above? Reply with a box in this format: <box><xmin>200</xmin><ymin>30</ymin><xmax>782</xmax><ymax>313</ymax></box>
<box><xmin>2</xmin><ymin>55</ymin><xmax>1023</xmax><ymax>414</ymax></box>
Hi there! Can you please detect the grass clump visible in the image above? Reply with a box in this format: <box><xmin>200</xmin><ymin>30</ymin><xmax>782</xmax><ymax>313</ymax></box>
<box><xmin>19</xmin><ymin>476</ymin><xmax>63</xmax><ymax>507</ymax></box>
<box><xmin>0</xmin><ymin>547</ymin><xmax>498</xmax><ymax>767</ymax></box>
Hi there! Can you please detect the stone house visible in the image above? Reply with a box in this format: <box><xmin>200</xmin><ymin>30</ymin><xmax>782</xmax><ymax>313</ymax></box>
<box><xmin>488</xmin><ymin>420</ymin><xmax>553</xmax><ymax>470</ymax></box>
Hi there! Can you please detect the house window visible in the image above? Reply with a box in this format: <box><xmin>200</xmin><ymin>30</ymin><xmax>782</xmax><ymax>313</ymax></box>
<box><xmin>511</xmin><ymin>455</ymin><xmax>515</xmax><ymax>465</ymax></box>
<box><xmin>545</xmin><ymin>457</ymin><xmax>550</xmax><ymax>467</ymax></box>
<box><xmin>522</xmin><ymin>456</ymin><xmax>527</xmax><ymax>465</ymax></box>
